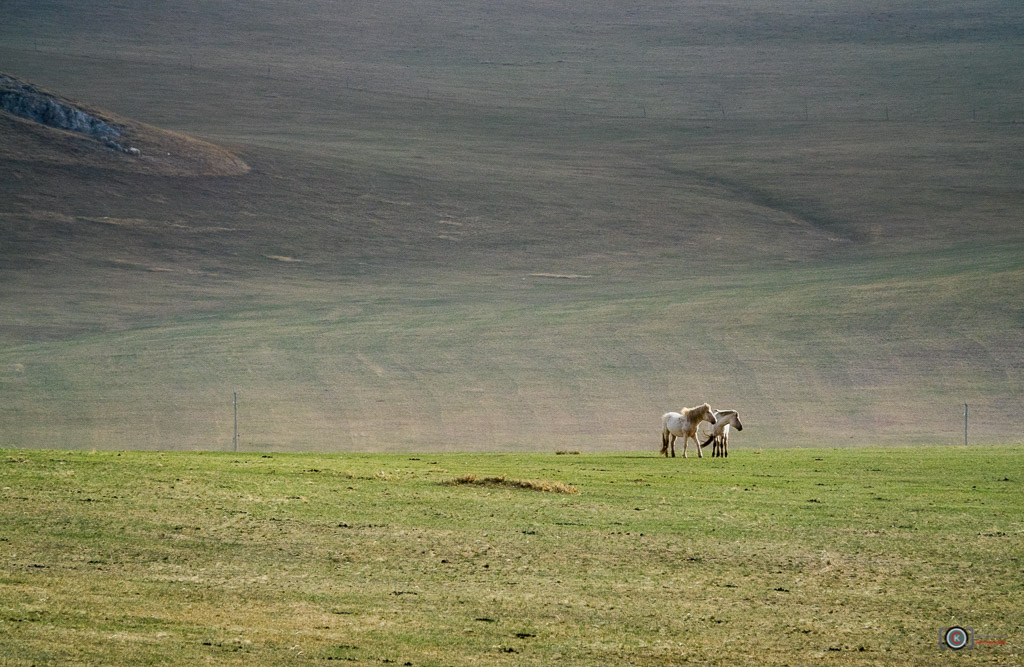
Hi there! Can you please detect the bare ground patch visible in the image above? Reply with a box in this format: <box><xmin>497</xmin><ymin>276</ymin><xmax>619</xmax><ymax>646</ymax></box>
<box><xmin>445</xmin><ymin>474</ymin><xmax>579</xmax><ymax>495</ymax></box>
<box><xmin>528</xmin><ymin>273</ymin><xmax>591</xmax><ymax>279</ymax></box>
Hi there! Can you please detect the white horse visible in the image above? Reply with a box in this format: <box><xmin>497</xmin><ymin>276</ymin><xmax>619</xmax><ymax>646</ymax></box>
<box><xmin>697</xmin><ymin>409</ymin><xmax>743</xmax><ymax>457</ymax></box>
<box><xmin>660</xmin><ymin>403</ymin><xmax>717</xmax><ymax>458</ymax></box>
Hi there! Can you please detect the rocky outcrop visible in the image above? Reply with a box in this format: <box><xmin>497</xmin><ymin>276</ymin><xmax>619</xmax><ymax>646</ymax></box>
<box><xmin>1</xmin><ymin>72</ymin><xmax>248</xmax><ymax>176</ymax></box>
<box><xmin>0</xmin><ymin>74</ymin><xmax>136</xmax><ymax>153</ymax></box>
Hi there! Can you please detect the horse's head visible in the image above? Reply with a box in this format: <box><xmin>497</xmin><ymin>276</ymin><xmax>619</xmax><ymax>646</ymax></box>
<box><xmin>717</xmin><ymin>410</ymin><xmax>742</xmax><ymax>431</ymax></box>
<box><xmin>703</xmin><ymin>403</ymin><xmax>717</xmax><ymax>425</ymax></box>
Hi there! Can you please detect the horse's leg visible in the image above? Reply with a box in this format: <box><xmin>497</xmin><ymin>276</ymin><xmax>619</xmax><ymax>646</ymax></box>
<box><xmin>694</xmin><ymin>434</ymin><xmax>703</xmax><ymax>458</ymax></box>
<box><xmin>661</xmin><ymin>429</ymin><xmax>669</xmax><ymax>457</ymax></box>
<box><xmin>670</xmin><ymin>434</ymin><xmax>676</xmax><ymax>458</ymax></box>
<box><xmin>723</xmin><ymin>434</ymin><xmax>728</xmax><ymax>458</ymax></box>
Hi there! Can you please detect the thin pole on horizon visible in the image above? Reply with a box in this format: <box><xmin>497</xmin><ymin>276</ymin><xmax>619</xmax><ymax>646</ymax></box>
<box><xmin>964</xmin><ymin>403</ymin><xmax>968</xmax><ymax>447</ymax></box>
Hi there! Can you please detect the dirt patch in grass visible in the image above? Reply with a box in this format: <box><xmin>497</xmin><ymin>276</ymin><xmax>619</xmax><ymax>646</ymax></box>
<box><xmin>445</xmin><ymin>474</ymin><xmax>579</xmax><ymax>495</ymax></box>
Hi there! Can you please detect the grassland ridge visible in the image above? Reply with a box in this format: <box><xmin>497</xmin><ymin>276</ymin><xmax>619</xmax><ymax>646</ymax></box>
<box><xmin>1</xmin><ymin>1</ymin><xmax>1022</xmax><ymax>451</ymax></box>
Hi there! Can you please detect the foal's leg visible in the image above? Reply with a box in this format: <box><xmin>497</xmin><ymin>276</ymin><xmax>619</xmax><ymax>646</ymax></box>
<box><xmin>694</xmin><ymin>434</ymin><xmax>703</xmax><ymax>458</ymax></box>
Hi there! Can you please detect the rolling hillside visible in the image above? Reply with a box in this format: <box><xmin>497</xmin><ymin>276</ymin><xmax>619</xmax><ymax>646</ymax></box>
<box><xmin>1</xmin><ymin>0</ymin><xmax>1022</xmax><ymax>451</ymax></box>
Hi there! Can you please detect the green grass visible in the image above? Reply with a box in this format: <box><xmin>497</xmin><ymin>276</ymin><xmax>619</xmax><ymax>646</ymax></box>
<box><xmin>1</xmin><ymin>245</ymin><xmax>1020</xmax><ymax>451</ymax></box>
<box><xmin>1</xmin><ymin>446</ymin><xmax>1021</xmax><ymax>664</ymax></box>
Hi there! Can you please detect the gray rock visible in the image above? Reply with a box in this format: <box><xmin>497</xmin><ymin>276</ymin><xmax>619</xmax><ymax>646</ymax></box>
<box><xmin>0</xmin><ymin>74</ymin><xmax>122</xmax><ymax>140</ymax></box>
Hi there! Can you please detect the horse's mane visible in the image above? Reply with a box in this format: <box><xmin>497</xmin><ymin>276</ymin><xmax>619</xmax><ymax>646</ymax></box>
<box><xmin>715</xmin><ymin>409</ymin><xmax>737</xmax><ymax>418</ymax></box>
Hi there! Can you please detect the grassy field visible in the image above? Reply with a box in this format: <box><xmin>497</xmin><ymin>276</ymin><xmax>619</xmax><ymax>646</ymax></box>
<box><xmin>1</xmin><ymin>0</ymin><xmax>1023</xmax><ymax>451</ymax></box>
<box><xmin>2</xmin><ymin>4</ymin><xmax>1021</xmax><ymax>664</ymax></box>
<box><xmin>1</xmin><ymin>446</ymin><xmax>1021</xmax><ymax>664</ymax></box>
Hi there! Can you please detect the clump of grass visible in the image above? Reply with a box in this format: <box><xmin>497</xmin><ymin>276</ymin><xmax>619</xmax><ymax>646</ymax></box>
<box><xmin>555</xmin><ymin>450</ymin><xmax>581</xmax><ymax>455</ymax></box>
<box><xmin>446</xmin><ymin>474</ymin><xmax>579</xmax><ymax>495</ymax></box>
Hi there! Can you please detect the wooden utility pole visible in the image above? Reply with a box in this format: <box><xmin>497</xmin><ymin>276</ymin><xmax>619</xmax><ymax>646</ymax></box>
<box><xmin>963</xmin><ymin>403</ymin><xmax>968</xmax><ymax>446</ymax></box>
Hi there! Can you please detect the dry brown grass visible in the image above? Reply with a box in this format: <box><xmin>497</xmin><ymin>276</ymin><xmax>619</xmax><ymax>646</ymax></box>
<box><xmin>446</xmin><ymin>473</ymin><xmax>579</xmax><ymax>495</ymax></box>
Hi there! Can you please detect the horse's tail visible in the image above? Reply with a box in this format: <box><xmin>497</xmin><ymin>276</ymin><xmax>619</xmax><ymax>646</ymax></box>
<box><xmin>661</xmin><ymin>427</ymin><xmax>669</xmax><ymax>453</ymax></box>
<box><xmin>699</xmin><ymin>434</ymin><xmax>715</xmax><ymax>448</ymax></box>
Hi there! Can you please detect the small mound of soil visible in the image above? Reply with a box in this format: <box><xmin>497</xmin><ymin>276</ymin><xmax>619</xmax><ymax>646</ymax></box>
<box><xmin>445</xmin><ymin>474</ymin><xmax>579</xmax><ymax>495</ymax></box>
